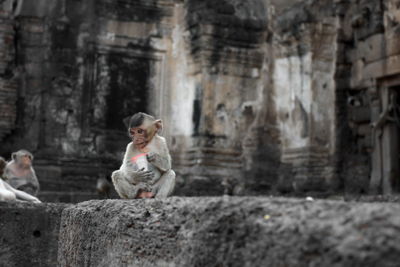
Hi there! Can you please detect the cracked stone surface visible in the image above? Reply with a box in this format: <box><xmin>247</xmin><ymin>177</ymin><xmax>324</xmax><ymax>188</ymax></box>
<box><xmin>58</xmin><ymin>197</ymin><xmax>400</xmax><ymax>267</ymax></box>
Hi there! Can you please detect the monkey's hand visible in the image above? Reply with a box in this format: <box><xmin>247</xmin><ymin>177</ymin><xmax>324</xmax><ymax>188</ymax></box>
<box><xmin>127</xmin><ymin>168</ymin><xmax>155</xmax><ymax>184</ymax></box>
<box><xmin>146</xmin><ymin>152</ymin><xmax>157</xmax><ymax>162</ymax></box>
<box><xmin>31</xmin><ymin>197</ymin><xmax>41</xmax><ymax>203</ymax></box>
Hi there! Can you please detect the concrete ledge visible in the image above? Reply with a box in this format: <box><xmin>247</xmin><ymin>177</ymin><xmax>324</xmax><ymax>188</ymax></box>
<box><xmin>58</xmin><ymin>197</ymin><xmax>400</xmax><ymax>267</ymax></box>
<box><xmin>0</xmin><ymin>202</ymin><xmax>68</xmax><ymax>267</ymax></box>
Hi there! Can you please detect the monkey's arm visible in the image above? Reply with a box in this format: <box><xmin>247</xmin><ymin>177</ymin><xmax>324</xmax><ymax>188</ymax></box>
<box><xmin>147</xmin><ymin>136</ymin><xmax>172</xmax><ymax>173</ymax></box>
<box><xmin>3</xmin><ymin>181</ymin><xmax>41</xmax><ymax>203</ymax></box>
<box><xmin>147</xmin><ymin>152</ymin><xmax>171</xmax><ymax>173</ymax></box>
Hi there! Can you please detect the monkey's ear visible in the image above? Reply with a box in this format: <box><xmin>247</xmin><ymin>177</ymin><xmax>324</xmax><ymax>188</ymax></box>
<box><xmin>11</xmin><ymin>152</ymin><xmax>16</xmax><ymax>160</ymax></box>
<box><xmin>155</xmin><ymin>119</ymin><xmax>163</xmax><ymax>133</ymax></box>
<box><xmin>122</xmin><ymin>116</ymin><xmax>131</xmax><ymax>129</ymax></box>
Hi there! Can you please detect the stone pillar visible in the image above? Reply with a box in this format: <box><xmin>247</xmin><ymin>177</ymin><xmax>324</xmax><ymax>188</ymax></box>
<box><xmin>272</xmin><ymin>3</ymin><xmax>340</xmax><ymax>193</ymax></box>
<box><xmin>169</xmin><ymin>0</ymin><xmax>272</xmax><ymax>195</ymax></box>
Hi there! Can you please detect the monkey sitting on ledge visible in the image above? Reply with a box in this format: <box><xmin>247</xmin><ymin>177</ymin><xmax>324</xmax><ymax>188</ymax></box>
<box><xmin>0</xmin><ymin>156</ymin><xmax>41</xmax><ymax>203</ymax></box>
<box><xmin>3</xmin><ymin>150</ymin><xmax>40</xmax><ymax>196</ymax></box>
<box><xmin>111</xmin><ymin>112</ymin><xmax>176</xmax><ymax>199</ymax></box>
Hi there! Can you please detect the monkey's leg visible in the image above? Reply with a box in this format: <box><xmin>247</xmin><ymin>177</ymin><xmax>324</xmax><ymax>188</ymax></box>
<box><xmin>153</xmin><ymin>170</ymin><xmax>176</xmax><ymax>199</ymax></box>
<box><xmin>111</xmin><ymin>170</ymin><xmax>141</xmax><ymax>199</ymax></box>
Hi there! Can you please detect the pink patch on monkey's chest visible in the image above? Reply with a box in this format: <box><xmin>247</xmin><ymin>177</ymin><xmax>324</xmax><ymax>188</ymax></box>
<box><xmin>130</xmin><ymin>153</ymin><xmax>148</xmax><ymax>170</ymax></box>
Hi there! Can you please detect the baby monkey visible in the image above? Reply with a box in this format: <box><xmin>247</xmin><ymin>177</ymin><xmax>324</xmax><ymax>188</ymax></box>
<box><xmin>111</xmin><ymin>112</ymin><xmax>176</xmax><ymax>199</ymax></box>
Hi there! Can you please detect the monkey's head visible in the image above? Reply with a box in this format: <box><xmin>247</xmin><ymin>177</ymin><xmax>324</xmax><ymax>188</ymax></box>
<box><xmin>128</xmin><ymin>112</ymin><xmax>162</xmax><ymax>149</ymax></box>
<box><xmin>12</xmin><ymin>149</ymin><xmax>33</xmax><ymax>168</ymax></box>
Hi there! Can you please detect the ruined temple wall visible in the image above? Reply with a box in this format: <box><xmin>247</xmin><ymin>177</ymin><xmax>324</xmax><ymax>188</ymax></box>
<box><xmin>2</xmin><ymin>0</ymin><xmax>398</xmax><ymax>198</ymax></box>
<box><xmin>0</xmin><ymin>1</ymin><xmax>17</xmax><ymax>142</ymax></box>
<box><xmin>342</xmin><ymin>0</ymin><xmax>400</xmax><ymax>194</ymax></box>
<box><xmin>0</xmin><ymin>0</ymin><xmax>179</xmax><ymax>201</ymax></box>
<box><xmin>0</xmin><ymin>0</ymin><xmax>347</xmax><ymax>197</ymax></box>
<box><xmin>170</xmin><ymin>0</ymin><xmax>400</xmax><ymax>195</ymax></box>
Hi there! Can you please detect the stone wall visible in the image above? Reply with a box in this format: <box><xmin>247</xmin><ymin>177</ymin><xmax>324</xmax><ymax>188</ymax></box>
<box><xmin>345</xmin><ymin>0</ymin><xmax>400</xmax><ymax>194</ymax></box>
<box><xmin>2</xmin><ymin>198</ymin><xmax>400</xmax><ymax>267</ymax></box>
<box><xmin>58</xmin><ymin>198</ymin><xmax>400</xmax><ymax>267</ymax></box>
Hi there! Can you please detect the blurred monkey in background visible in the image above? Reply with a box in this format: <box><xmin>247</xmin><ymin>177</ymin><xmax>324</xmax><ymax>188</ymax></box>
<box><xmin>0</xmin><ymin>156</ymin><xmax>40</xmax><ymax>203</ymax></box>
<box><xmin>3</xmin><ymin>150</ymin><xmax>40</xmax><ymax>196</ymax></box>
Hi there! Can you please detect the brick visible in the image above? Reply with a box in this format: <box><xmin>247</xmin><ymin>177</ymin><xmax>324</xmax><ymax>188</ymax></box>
<box><xmin>22</xmin><ymin>23</ymin><xmax>45</xmax><ymax>33</ymax></box>
<box><xmin>356</xmin><ymin>34</ymin><xmax>385</xmax><ymax>63</ymax></box>
<box><xmin>362</xmin><ymin>54</ymin><xmax>400</xmax><ymax>80</ymax></box>
<box><xmin>385</xmin><ymin>27</ymin><xmax>400</xmax><ymax>57</ymax></box>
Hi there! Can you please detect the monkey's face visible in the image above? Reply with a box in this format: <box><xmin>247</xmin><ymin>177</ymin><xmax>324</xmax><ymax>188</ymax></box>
<box><xmin>19</xmin><ymin>154</ymin><xmax>32</xmax><ymax>167</ymax></box>
<box><xmin>129</xmin><ymin>117</ymin><xmax>160</xmax><ymax>149</ymax></box>
<box><xmin>130</xmin><ymin>125</ymin><xmax>155</xmax><ymax>149</ymax></box>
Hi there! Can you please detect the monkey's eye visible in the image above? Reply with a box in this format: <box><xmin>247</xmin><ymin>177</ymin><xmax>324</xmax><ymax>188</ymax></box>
<box><xmin>137</xmin><ymin>129</ymin><xmax>144</xmax><ymax>134</ymax></box>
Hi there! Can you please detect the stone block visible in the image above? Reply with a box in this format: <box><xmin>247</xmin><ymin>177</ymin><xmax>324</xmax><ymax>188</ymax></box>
<box><xmin>355</xmin><ymin>32</ymin><xmax>400</xmax><ymax>64</ymax></box>
<box><xmin>22</xmin><ymin>23</ymin><xmax>45</xmax><ymax>33</ymax></box>
<box><xmin>385</xmin><ymin>27</ymin><xmax>400</xmax><ymax>57</ymax></box>
<box><xmin>356</xmin><ymin>34</ymin><xmax>385</xmax><ymax>63</ymax></box>
<box><xmin>19</xmin><ymin>32</ymin><xmax>45</xmax><ymax>46</ymax></box>
<box><xmin>0</xmin><ymin>202</ymin><xmax>68</xmax><ymax>267</ymax></box>
<box><xmin>58</xmin><ymin>197</ymin><xmax>400</xmax><ymax>267</ymax></box>
<box><xmin>22</xmin><ymin>47</ymin><xmax>46</xmax><ymax>63</ymax></box>
<box><xmin>349</xmin><ymin>106</ymin><xmax>370</xmax><ymax>123</ymax></box>
<box><xmin>16</xmin><ymin>0</ymin><xmax>56</xmax><ymax>18</ymax></box>
<box><xmin>362</xmin><ymin>54</ymin><xmax>400</xmax><ymax>80</ymax></box>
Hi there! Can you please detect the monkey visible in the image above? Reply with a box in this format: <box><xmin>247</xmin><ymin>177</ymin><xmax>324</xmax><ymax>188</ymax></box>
<box><xmin>3</xmin><ymin>150</ymin><xmax>40</xmax><ymax>196</ymax></box>
<box><xmin>0</xmin><ymin>157</ymin><xmax>40</xmax><ymax>203</ymax></box>
<box><xmin>111</xmin><ymin>112</ymin><xmax>176</xmax><ymax>199</ymax></box>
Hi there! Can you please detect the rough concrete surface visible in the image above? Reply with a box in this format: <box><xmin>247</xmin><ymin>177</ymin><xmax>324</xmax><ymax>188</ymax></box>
<box><xmin>0</xmin><ymin>202</ymin><xmax>68</xmax><ymax>267</ymax></box>
<box><xmin>58</xmin><ymin>197</ymin><xmax>400</xmax><ymax>267</ymax></box>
